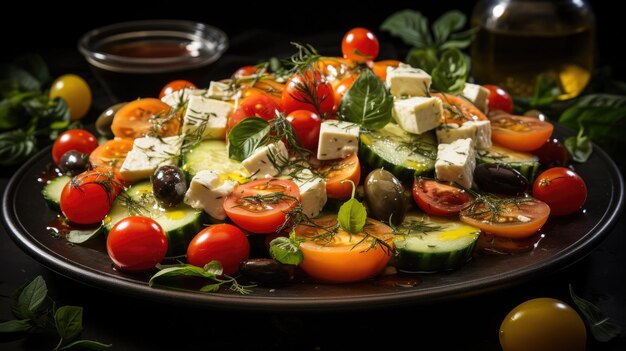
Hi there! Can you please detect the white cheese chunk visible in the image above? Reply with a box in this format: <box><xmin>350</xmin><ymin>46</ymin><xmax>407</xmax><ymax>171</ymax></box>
<box><xmin>392</xmin><ymin>97</ymin><xmax>442</xmax><ymax>134</ymax></box>
<box><xmin>183</xmin><ymin>95</ymin><xmax>232</xmax><ymax>140</ymax></box>
<box><xmin>120</xmin><ymin>136</ymin><xmax>183</xmax><ymax>182</ymax></box>
<box><xmin>206</xmin><ymin>81</ymin><xmax>237</xmax><ymax>100</ymax></box>
<box><xmin>184</xmin><ymin>170</ymin><xmax>237</xmax><ymax>220</ymax></box>
<box><xmin>160</xmin><ymin>88</ymin><xmax>206</xmax><ymax>108</ymax></box>
<box><xmin>462</xmin><ymin>83</ymin><xmax>490</xmax><ymax>112</ymax></box>
<box><xmin>435</xmin><ymin>138</ymin><xmax>476</xmax><ymax>189</ymax></box>
<box><xmin>386</xmin><ymin>63</ymin><xmax>432</xmax><ymax>98</ymax></box>
<box><xmin>281</xmin><ymin>165</ymin><xmax>327</xmax><ymax>218</ymax></box>
<box><xmin>317</xmin><ymin>120</ymin><xmax>360</xmax><ymax>160</ymax></box>
<box><xmin>241</xmin><ymin>141</ymin><xmax>289</xmax><ymax>179</ymax></box>
<box><xmin>436</xmin><ymin>123</ymin><xmax>478</xmax><ymax>145</ymax></box>
<box><xmin>466</xmin><ymin>120</ymin><xmax>492</xmax><ymax>150</ymax></box>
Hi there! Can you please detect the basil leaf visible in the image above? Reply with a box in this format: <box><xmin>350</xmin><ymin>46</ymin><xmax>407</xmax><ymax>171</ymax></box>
<box><xmin>227</xmin><ymin>117</ymin><xmax>270</xmax><ymax>161</ymax></box>
<box><xmin>380</xmin><ymin>9</ymin><xmax>432</xmax><ymax>49</ymax></box>
<box><xmin>203</xmin><ymin>261</ymin><xmax>224</xmax><ymax>276</ymax></box>
<box><xmin>54</xmin><ymin>306</ymin><xmax>83</xmax><ymax>342</ymax></box>
<box><xmin>431</xmin><ymin>48</ymin><xmax>468</xmax><ymax>93</ymax></box>
<box><xmin>339</xmin><ymin>69</ymin><xmax>393</xmax><ymax>130</ymax></box>
<box><xmin>149</xmin><ymin>265</ymin><xmax>214</xmax><ymax>287</ymax></box>
<box><xmin>337</xmin><ymin>198</ymin><xmax>367</xmax><ymax>234</ymax></box>
<box><xmin>442</xmin><ymin>27</ymin><xmax>479</xmax><ymax>49</ymax></box>
<box><xmin>0</xmin><ymin>319</ymin><xmax>32</xmax><ymax>333</ymax></box>
<box><xmin>433</xmin><ymin>11</ymin><xmax>466</xmax><ymax>45</ymax></box>
<box><xmin>573</xmin><ymin>93</ymin><xmax>626</xmax><ymax>108</ymax></box>
<box><xmin>66</xmin><ymin>225</ymin><xmax>103</xmax><ymax>244</ymax></box>
<box><xmin>12</xmin><ymin>275</ymin><xmax>47</xmax><ymax>319</ymax></box>
<box><xmin>200</xmin><ymin>284</ymin><xmax>221</xmax><ymax>293</ymax></box>
<box><xmin>570</xmin><ymin>285</ymin><xmax>622</xmax><ymax>342</ymax></box>
<box><xmin>269</xmin><ymin>234</ymin><xmax>304</xmax><ymax>266</ymax></box>
<box><xmin>14</xmin><ymin>55</ymin><xmax>50</xmax><ymax>86</ymax></box>
<box><xmin>406</xmin><ymin>48</ymin><xmax>438</xmax><ymax>73</ymax></box>
<box><xmin>59</xmin><ymin>339</ymin><xmax>112</xmax><ymax>350</ymax></box>
<box><xmin>0</xmin><ymin>129</ymin><xmax>37</xmax><ymax>166</ymax></box>
<box><xmin>0</xmin><ymin>64</ymin><xmax>41</xmax><ymax>92</ymax></box>
<box><xmin>565</xmin><ymin>128</ymin><xmax>593</xmax><ymax>163</ymax></box>
<box><xmin>531</xmin><ymin>74</ymin><xmax>562</xmax><ymax>107</ymax></box>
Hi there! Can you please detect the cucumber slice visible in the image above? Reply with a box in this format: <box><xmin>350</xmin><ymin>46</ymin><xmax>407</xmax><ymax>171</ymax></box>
<box><xmin>476</xmin><ymin>143</ymin><xmax>539</xmax><ymax>181</ymax></box>
<box><xmin>393</xmin><ymin>214</ymin><xmax>480</xmax><ymax>272</ymax></box>
<box><xmin>42</xmin><ymin>176</ymin><xmax>71</xmax><ymax>210</ymax></box>
<box><xmin>182</xmin><ymin>140</ymin><xmax>248</xmax><ymax>181</ymax></box>
<box><xmin>105</xmin><ymin>181</ymin><xmax>205</xmax><ymax>257</ymax></box>
<box><xmin>359</xmin><ymin>123</ymin><xmax>437</xmax><ymax>182</ymax></box>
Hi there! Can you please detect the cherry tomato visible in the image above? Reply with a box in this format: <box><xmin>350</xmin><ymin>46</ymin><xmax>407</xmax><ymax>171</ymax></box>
<box><xmin>314</xmin><ymin>153</ymin><xmax>361</xmax><ymax>200</ymax></box>
<box><xmin>332</xmin><ymin>74</ymin><xmax>357</xmax><ymax>110</ymax></box>
<box><xmin>111</xmin><ymin>98</ymin><xmax>177</xmax><ymax>138</ymax></box>
<box><xmin>89</xmin><ymin>138</ymin><xmax>134</xmax><ymax>182</ymax></box>
<box><xmin>241</xmin><ymin>79</ymin><xmax>284</xmax><ymax>106</ymax></box>
<box><xmin>232</xmin><ymin>65</ymin><xmax>259</xmax><ymax>79</ymax></box>
<box><xmin>106</xmin><ymin>216</ymin><xmax>168</xmax><ymax>272</ymax></box>
<box><xmin>490</xmin><ymin>115</ymin><xmax>555</xmax><ymax>152</ymax></box>
<box><xmin>412</xmin><ymin>178</ymin><xmax>473</xmax><ymax>216</ymax></box>
<box><xmin>60</xmin><ymin>168</ymin><xmax>123</xmax><ymax>225</ymax></box>
<box><xmin>314</xmin><ymin>58</ymin><xmax>354</xmax><ymax>82</ymax></box>
<box><xmin>533</xmin><ymin>167</ymin><xmax>587</xmax><ymax>216</ymax></box>
<box><xmin>432</xmin><ymin>93</ymin><xmax>488</xmax><ymax>125</ymax></box>
<box><xmin>483</xmin><ymin>84</ymin><xmax>514</xmax><ymax>114</ymax></box>
<box><xmin>159</xmin><ymin>80</ymin><xmax>196</xmax><ymax>99</ymax></box>
<box><xmin>49</xmin><ymin>74</ymin><xmax>92</xmax><ymax>121</ymax></box>
<box><xmin>226</xmin><ymin>95</ymin><xmax>283</xmax><ymax>135</ymax></box>
<box><xmin>295</xmin><ymin>215</ymin><xmax>393</xmax><ymax>283</ymax></box>
<box><xmin>52</xmin><ymin>129</ymin><xmax>99</xmax><ymax>165</ymax></box>
<box><xmin>223</xmin><ymin>179</ymin><xmax>301</xmax><ymax>234</ymax></box>
<box><xmin>282</xmin><ymin>70</ymin><xmax>335</xmax><ymax>117</ymax></box>
<box><xmin>500</xmin><ymin>298</ymin><xmax>586</xmax><ymax>351</ymax></box>
<box><xmin>341</xmin><ymin>28</ymin><xmax>380</xmax><ymax>62</ymax></box>
<box><xmin>534</xmin><ymin>138</ymin><xmax>569</xmax><ymax>167</ymax></box>
<box><xmin>286</xmin><ymin>110</ymin><xmax>321</xmax><ymax>151</ymax></box>
<box><xmin>460</xmin><ymin>197</ymin><xmax>550</xmax><ymax>238</ymax></box>
<box><xmin>186</xmin><ymin>224</ymin><xmax>250</xmax><ymax>275</ymax></box>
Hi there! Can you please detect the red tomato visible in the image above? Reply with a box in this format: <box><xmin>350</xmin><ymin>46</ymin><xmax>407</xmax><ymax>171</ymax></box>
<box><xmin>106</xmin><ymin>216</ymin><xmax>168</xmax><ymax>272</ymax></box>
<box><xmin>223</xmin><ymin>179</ymin><xmax>301</xmax><ymax>234</ymax></box>
<box><xmin>341</xmin><ymin>28</ymin><xmax>380</xmax><ymax>62</ymax></box>
<box><xmin>282</xmin><ymin>70</ymin><xmax>335</xmax><ymax>117</ymax></box>
<box><xmin>286</xmin><ymin>110</ymin><xmax>321</xmax><ymax>151</ymax></box>
<box><xmin>186</xmin><ymin>224</ymin><xmax>250</xmax><ymax>275</ymax></box>
<box><xmin>484</xmin><ymin>84</ymin><xmax>513</xmax><ymax>114</ymax></box>
<box><xmin>314</xmin><ymin>153</ymin><xmax>361</xmax><ymax>200</ymax></box>
<box><xmin>60</xmin><ymin>168</ymin><xmax>122</xmax><ymax>225</ymax></box>
<box><xmin>534</xmin><ymin>138</ymin><xmax>569</xmax><ymax>167</ymax></box>
<box><xmin>412</xmin><ymin>178</ymin><xmax>474</xmax><ymax>216</ymax></box>
<box><xmin>460</xmin><ymin>198</ymin><xmax>550</xmax><ymax>238</ymax></box>
<box><xmin>332</xmin><ymin>74</ymin><xmax>357</xmax><ymax>110</ymax></box>
<box><xmin>232</xmin><ymin>65</ymin><xmax>259</xmax><ymax>79</ymax></box>
<box><xmin>490</xmin><ymin>115</ymin><xmax>554</xmax><ymax>151</ymax></box>
<box><xmin>159</xmin><ymin>80</ymin><xmax>197</xmax><ymax>99</ymax></box>
<box><xmin>226</xmin><ymin>95</ymin><xmax>283</xmax><ymax>135</ymax></box>
<box><xmin>533</xmin><ymin>167</ymin><xmax>587</xmax><ymax>216</ymax></box>
<box><xmin>52</xmin><ymin>129</ymin><xmax>98</xmax><ymax>165</ymax></box>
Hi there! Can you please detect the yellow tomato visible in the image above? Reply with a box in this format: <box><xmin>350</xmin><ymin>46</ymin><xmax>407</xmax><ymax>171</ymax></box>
<box><xmin>49</xmin><ymin>74</ymin><xmax>92</xmax><ymax>121</ymax></box>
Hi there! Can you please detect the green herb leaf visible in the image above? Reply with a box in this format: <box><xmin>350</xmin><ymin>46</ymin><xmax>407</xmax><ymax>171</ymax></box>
<box><xmin>406</xmin><ymin>48</ymin><xmax>438</xmax><ymax>73</ymax></box>
<box><xmin>199</xmin><ymin>284</ymin><xmax>221</xmax><ymax>293</ymax></box>
<box><xmin>380</xmin><ymin>9</ymin><xmax>432</xmax><ymax>49</ymax></box>
<box><xmin>339</xmin><ymin>69</ymin><xmax>393</xmax><ymax>130</ymax></box>
<box><xmin>564</xmin><ymin>128</ymin><xmax>593</xmax><ymax>163</ymax></box>
<box><xmin>12</xmin><ymin>275</ymin><xmax>47</xmax><ymax>320</ymax></box>
<box><xmin>531</xmin><ymin>74</ymin><xmax>562</xmax><ymax>107</ymax></box>
<box><xmin>0</xmin><ymin>64</ymin><xmax>41</xmax><ymax>92</ymax></box>
<box><xmin>433</xmin><ymin>11</ymin><xmax>466</xmax><ymax>45</ymax></box>
<box><xmin>269</xmin><ymin>233</ymin><xmax>304</xmax><ymax>266</ymax></box>
<box><xmin>66</xmin><ymin>225</ymin><xmax>103</xmax><ymax>244</ymax></box>
<box><xmin>14</xmin><ymin>55</ymin><xmax>50</xmax><ymax>86</ymax></box>
<box><xmin>569</xmin><ymin>285</ymin><xmax>622</xmax><ymax>342</ymax></box>
<box><xmin>0</xmin><ymin>319</ymin><xmax>32</xmax><ymax>333</ymax></box>
<box><xmin>0</xmin><ymin>129</ymin><xmax>37</xmax><ymax>166</ymax></box>
<box><xmin>573</xmin><ymin>93</ymin><xmax>626</xmax><ymax>108</ymax></box>
<box><xmin>337</xmin><ymin>186</ymin><xmax>368</xmax><ymax>235</ymax></box>
<box><xmin>149</xmin><ymin>265</ymin><xmax>214</xmax><ymax>287</ymax></box>
<box><xmin>431</xmin><ymin>48</ymin><xmax>468</xmax><ymax>93</ymax></box>
<box><xmin>54</xmin><ymin>306</ymin><xmax>83</xmax><ymax>342</ymax></box>
<box><xmin>203</xmin><ymin>260</ymin><xmax>224</xmax><ymax>276</ymax></box>
<box><xmin>227</xmin><ymin>117</ymin><xmax>270</xmax><ymax>161</ymax></box>
<box><xmin>441</xmin><ymin>28</ymin><xmax>479</xmax><ymax>50</ymax></box>
<box><xmin>58</xmin><ymin>339</ymin><xmax>112</xmax><ymax>350</ymax></box>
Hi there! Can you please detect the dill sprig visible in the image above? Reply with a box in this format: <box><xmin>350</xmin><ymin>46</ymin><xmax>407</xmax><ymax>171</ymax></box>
<box><xmin>462</xmin><ymin>192</ymin><xmax>533</xmax><ymax>223</ymax></box>
<box><xmin>397</xmin><ymin>139</ymin><xmax>437</xmax><ymax>160</ymax></box>
<box><xmin>266</xmin><ymin>112</ymin><xmax>312</xmax><ymax>160</ymax></box>
<box><xmin>284</xmin><ymin>43</ymin><xmax>321</xmax><ymax>74</ymax></box>
<box><xmin>287</xmin><ymin>70</ymin><xmax>330</xmax><ymax>117</ymax></box>
<box><xmin>69</xmin><ymin>169</ymin><xmax>123</xmax><ymax>207</ymax></box>
<box><xmin>391</xmin><ymin>218</ymin><xmax>442</xmax><ymax>236</ymax></box>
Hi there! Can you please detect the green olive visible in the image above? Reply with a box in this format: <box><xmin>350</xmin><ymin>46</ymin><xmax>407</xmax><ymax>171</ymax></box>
<box><xmin>364</xmin><ymin>168</ymin><xmax>406</xmax><ymax>226</ymax></box>
<box><xmin>96</xmin><ymin>102</ymin><xmax>126</xmax><ymax>138</ymax></box>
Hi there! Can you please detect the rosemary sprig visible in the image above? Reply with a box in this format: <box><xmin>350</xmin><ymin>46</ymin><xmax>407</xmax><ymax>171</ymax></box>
<box><xmin>284</xmin><ymin>42</ymin><xmax>321</xmax><ymax>74</ymax></box>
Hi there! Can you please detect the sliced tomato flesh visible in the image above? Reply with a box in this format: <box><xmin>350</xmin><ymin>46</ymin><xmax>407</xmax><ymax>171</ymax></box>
<box><xmin>413</xmin><ymin>178</ymin><xmax>473</xmax><ymax>216</ymax></box>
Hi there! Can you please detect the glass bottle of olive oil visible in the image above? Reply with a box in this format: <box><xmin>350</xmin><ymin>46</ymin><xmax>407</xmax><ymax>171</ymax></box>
<box><xmin>471</xmin><ymin>0</ymin><xmax>595</xmax><ymax>100</ymax></box>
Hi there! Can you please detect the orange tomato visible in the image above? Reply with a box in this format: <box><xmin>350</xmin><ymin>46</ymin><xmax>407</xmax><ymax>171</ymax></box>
<box><xmin>89</xmin><ymin>138</ymin><xmax>134</xmax><ymax>182</ymax></box>
<box><xmin>111</xmin><ymin>98</ymin><xmax>180</xmax><ymax>138</ymax></box>
<box><xmin>332</xmin><ymin>74</ymin><xmax>357</xmax><ymax>110</ymax></box>
<box><xmin>432</xmin><ymin>93</ymin><xmax>488</xmax><ymax>125</ymax></box>
<box><xmin>372</xmin><ymin>60</ymin><xmax>400</xmax><ymax>81</ymax></box>
<box><xmin>159</xmin><ymin>80</ymin><xmax>196</xmax><ymax>99</ymax></box>
<box><xmin>314</xmin><ymin>57</ymin><xmax>355</xmax><ymax>82</ymax></box>
<box><xmin>315</xmin><ymin>153</ymin><xmax>361</xmax><ymax>200</ymax></box>
<box><xmin>241</xmin><ymin>79</ymin><xmax>284</xmax><ymax>106</ymax></box>
<box><xmin>295</xmin><ymin>215</ymin><xmax>394</xmax><ymax>283</ymax></box>
<box><xmin>490</xmin><ymin>115</ymin><xmax>555</xmax><ymax>151</ymax></box>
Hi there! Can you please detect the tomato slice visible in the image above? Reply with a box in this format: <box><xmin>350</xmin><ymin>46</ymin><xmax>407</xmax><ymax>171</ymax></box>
<box><xmin>372</xmin><ymin>60</ymin><xmax>400</xmax><ymax>81</ymax></box>
<box><xmin>460</xmin><ymin>197</ymin><xmax>550</xmax><ymax>238</ymax></box>
<box><xmin>111</xmin><ymin>98</ymin><xmax>179</xmax><ymax>138</ymax></box>
<box><xmin>314</xmin><ymin>153</ymin><xmax>361</xmax><ymax>200</ymax></box>
<box><xmin>241</xmin><ymin>79</ymin><xmax>284</xmax><ymax>107</ymax></box>
<box><xmin>295</xmin><ymin>214</ymin><xmax>394</xmax><ymax>283</ymax></box>
<box><xmin>490</xmin><ymin>115</ymin><xmax>555</xmax><ymax>152</ymax></box>
<box><xmin>223</xmin><ymin>179</ymin><xmax>300</xmax><ymax>234</ymax></box>
<box><xmin>412</xmin><ymin>178</ymin><xmax>473</xmax><ymax>216</ymax></box>
<box><xmin>432</xmin><ymin>93</ymin><xmax>488</xmax><ymax>125</ymax></box>
<box><xmin>89</xmin><ymin>138</ymin><xmax>134</xmax><ymax>182</ymax></box>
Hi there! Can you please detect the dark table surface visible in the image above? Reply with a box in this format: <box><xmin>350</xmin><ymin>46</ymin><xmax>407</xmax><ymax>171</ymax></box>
<box><xmin>1</xmin><ymin>30</ymin><xmax>625</xmax><ymax>351</ymax></box>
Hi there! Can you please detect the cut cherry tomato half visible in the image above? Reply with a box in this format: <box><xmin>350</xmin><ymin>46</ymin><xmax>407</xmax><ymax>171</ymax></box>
<box><xmin>432</xmin><ymin>93</ymin><xmax>488</xmax><ymax>125</ymax></box>
<box><xmin>223</xmin><ymin>179</ymin><xmax>301</xmax><ymax>234</ymax></box>
<box><xmin>412</xmin><ymin>178</ymin><xmax>474</xmax><ymax>216</ymax></box>
<box><xmin>159</xmin><ymin>80</ymin><xmax>196</xmax><ymax>99</ymax></box>
<box><xmin>111</xmin><ymin>98</ymin><xmax>179</xmax><ymax>138</ymax></box>
<box><xmin>314</xmin><ymin>153</ymin><xmax>361</xmax><ymax>200</ymax></box>
<box><xmin>89</xmin><ymin>138</ymin><xmax>134</xmax><ymax>182</ymax></box>
<box><xmin>372</xmin><ymin>60</ymin><xmax>401</xmax><ymax>81</ymax></box>
<box><xmin>241</xmin><ymin>79</ymin><xmax>284</xmax><ymax>107</ymax></box>
<box><xmin>490</xmin><ymin>115</ymin><xmax>554</xmax><ymax>152</ymax></box>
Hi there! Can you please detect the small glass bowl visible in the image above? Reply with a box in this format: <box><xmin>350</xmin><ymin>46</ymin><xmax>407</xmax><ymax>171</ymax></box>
<box><xmin>79</xmin><ymin>20</ymin><xmax>228</xmax><ymax>102</ymax></box>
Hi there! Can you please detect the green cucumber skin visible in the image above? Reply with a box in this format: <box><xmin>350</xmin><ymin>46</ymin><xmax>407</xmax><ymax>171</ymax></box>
<box><xmin>394</xmin><ymin>240</ymin><xmax>478</xmax><ymax>273</ymax></box>
<box><xmin>42</xmin><ymin>176</ymin><xmax>71</xmax><ymax>210</ymax></box>
<box><xmin>476</xmin><ymin>158</ymin><xmax>539</xmax><ymax>182</ymax></box>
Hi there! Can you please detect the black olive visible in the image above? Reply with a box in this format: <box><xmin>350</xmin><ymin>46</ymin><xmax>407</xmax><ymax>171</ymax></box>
<box><xmin>239</xmin><ymin>258</ymin><xmax>294</xmax><ymax>286</ymax></box>
<box><xmin>474</xmin><ymin>163</ymin><xmax>529</xmax><ymax>195</ymax></box>
<box><xmin>151</xmin><ymin>165</ymin><xmax>187</xmax><ymax>207</ymax></box>
<box><xmin>364</xmin><ymin>168</ymin><xmax>406</xmax><ymax>226</ymax></box>
<box><xmin>96</xmin><ymin>102</ymin><xmax>126</xmax><ymax>139</ymax></box>
<box><xmin>58</xmin><ymin>150</ymin><xmax>91</xmax><ymax>175</ymax></box>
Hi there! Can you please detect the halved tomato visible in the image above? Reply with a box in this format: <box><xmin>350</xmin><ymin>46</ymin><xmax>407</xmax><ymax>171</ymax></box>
<box><xmin>111</xmin><ymin>98</ymin><xmax>179</xmax><ymax>138</ymax></box>
<box><xmin>241</xmin><ymin>79</ymin><xmax>284</xmax><ymax>106</ymax></box>
<box><xmin>332</xmin><ymin>74</ymin><xmax>357</xmax><ymax>110</ymax></box>
<box><xmin>314</xmin><ymin>57</ymin><xmax>354</xmax><ymax>82</ymax></box>
<box><xmin>372</xmin><ymin>60</ymin><xmax>401</xmax><ymax>81</ymax></box>
<box><xmin>295</xmin><ymin>214</ymin><xmax>394</xmax><ymax>283</ymax></box>
<box><xmin>412</xmin><ymin>178</ymin><xmax>473</xmax><ymax>216</ymax></box>
<box><xmin>432</xmin><ymin>93</ymin><xmax>488</xmax><ymax>125</ymax></box>
<box><xmin>89</xmin><ymin>138</ymin><xmax>134</xmax><ymax>182</ymax></box>
<box><xmin>490</xmin><ymin>115</ymin><xmax>555</xmax><ymax>152</ymax></box>
<box><xmin>223</xmin><ymin>179</ymin><xmax>300</xmax><ymax>234</ymax></box>
<box><xmin>314</xmin><ymin>153</ymin><xmax>361</xmax><ymax>200</ymax></box>
<box><xmin>460</xmin><ymin>197</ymin><xmax>550</xmax><ymax>238</ymax></box>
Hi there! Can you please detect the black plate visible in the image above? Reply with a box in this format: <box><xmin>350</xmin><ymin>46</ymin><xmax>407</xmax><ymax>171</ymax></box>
<box><xmin>2</xmin><ymin>125</ymin><xmax>624</xmax><ymax>311</ymax></box>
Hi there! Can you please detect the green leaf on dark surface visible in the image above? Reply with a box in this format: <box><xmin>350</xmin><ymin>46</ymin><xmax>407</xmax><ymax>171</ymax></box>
<box><xmin>58</xmin><ymin>339</ymin><xmax>112</xmax><ymax>350</ymax></box>
<box><xmin>380</xmin><ymin>9</ymin><xmax>432</xmax><ymax>49</ymax></box>
<box><xmin>433</xmin><ymin>10</ymin><xmax>466</xmax><ymax>45</ymax></box>
<box><xmin>441</xmin><ymin>27</ymin><xmax>479</xmax><ymax>50</ymax></box>
<box><xmin>12</xmin><ymin>275</ymin><xmax>47</xmax><ymax>319</ymax></box>
<box><xmin>149</xmin><ymin>265</ymin><xmax>215</xmax><ymax>287</ymax></box>
<box><xmin>66</xmin><ymin>226</ymin><xmax>103</xmax><ymax>244</ymax></box>
<box><xmin>203</xmin><ymin>260</ymin><xmax>224</xmax><ymax>276</ymax></box>
<box><xmin>13</xmin><ymin>55</ymin><xmax>50</xmax><ymax>86</ymax></box>
<box><xmin>0</xmin><ymin>129</ymin><xmax>37</xmax><ymax>166</ymax></box>
<box><xmin>227</xmin><ymin>117</ymin><xmax>270</xmax><ymax>161</ymax></box>
<box><xmin>431</xmin><ymin>48</ymin><xmax>468</xmax><ymax>93</ymax></box>
<box><xmin>54</xmin><ymin>306</ymin><xmax>83</xmax><ymax>342</ymax></box>
<box><xmin>0</xmin><ymin>64</ymin><xmax>41</xmax><ymax>92</ymax></box>
<box><xmin>572</xmin><ymin>93</ymin><xmax>626</xmax><ymax>108</ymax></box>
<box><xmin>338</xmin><ymin>198</ymin><xmax>367</xmax><ymax>234</ymax></box>
<box><xmin>0</xmin><ymin>319</ymin><xmax>32</xmax><ymax>333</ymax></box>
<box><xmin>530</xmin><ymin>74</ymin><xmax>562</xmax><ymax>107</ymax></box>
<box><xmin>406</xmin><ymin>48</ymin><xmax>438</xmax><ymax>73</ymax></box>
<box><xmin>269</xmin><ymin>233</ymin><xmax>304</xmax><ymax>266</ymax></box>
<box><xmin>199</xmin><ymin>284</ymin><xmax>221</xmax><ymax>293</ymax></box>
<box><xmin>569</xmin><ymin>285</ymin><xmax>622</xmax><ymax>342</ymax></box>
<box><xmin>339</xmin><ymin>69</ymin><xmax>393</xmax><ymax>130</ymax></box>
<box><xmin>564</xmin><ymin>128</ymin><xmax>593</xmax><ymax>163</ymax></box>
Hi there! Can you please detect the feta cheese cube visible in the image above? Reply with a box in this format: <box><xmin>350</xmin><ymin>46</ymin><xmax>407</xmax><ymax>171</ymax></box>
<box><xmin>241</xmin><ymin>141</ymin><xmax>288</xmax><ymax>179</ymax></box>
<box><xmin>120</xmin><ymin>136</ymin><xmax>184</xmax><ymax>182</ymax></box>
<box><xmin>462</xmin><ymin>83</ymin><xmax>490</xmax><ymax>113</ymax></box>
<box><xmin>466</xmin><ymin>120</ymin><xmax>492</xmax><ymax>150</ymax></box>
<box><xmin>436</xmin><ymin>123</ymin><xmax>478</xmax><ymax>145</ymax></box>
<box><xmin>184</xmin><ymin>170</ymin><xmax>237</xmax><ymax>220</ymax></box>
<box><xmin>392</xmin><ymin>97</ymin><xmax>442</xmax><ymax>134</ymax></box>
<box><xmin>183</xmin><ymin>95</ymin><xmax>232</xmax><ymax>140</ymax></box>
<box><xmin>317</xmin><ymin>120</ymin><xmax>360</xmax><ymax>160</ymax></box>
<box><xmin>206</xmin><ymin>81</ymin><xmax>237</xmax><ymax>100</ymax></box>
<box><xmin>281</xmin><ymin>165</ymin><xmax>327</xmax><ymax>218</ymax></box>
<box><xmin>386</xmin><ymin>63</ymin><xmax>432</xmax><ymax>98</ymax></box>
<box><xmin>161</xmin><ymin>88</ymin><xmax>206</xmax><ymax>108</ymax></box>
<box><xmin>435</xmin><ymin>138</ymin><xmax>476</xmax><ymax>189</ymax></box>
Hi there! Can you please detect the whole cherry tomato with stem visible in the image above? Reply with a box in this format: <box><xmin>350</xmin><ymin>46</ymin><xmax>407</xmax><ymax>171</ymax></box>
<box><xmin>341</xmin><ymin>28</ymin><xmax>380</xmax><ymax>62</ymax></box>
<box><xmin>533</xmin><ymin>167</ymin><xmax>587</xmax><ymax>216</ymax></box>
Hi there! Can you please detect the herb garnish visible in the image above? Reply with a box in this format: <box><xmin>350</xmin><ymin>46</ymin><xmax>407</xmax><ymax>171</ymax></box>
<box><xmin>149</xmin><ymin>261</ymin><xmax>255</xmax><ymax>295</ymax></box>
<box><xmin>339</xmin><ymin>68</ymin><xmax>393</xmax><ymax>130</ymax></box>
